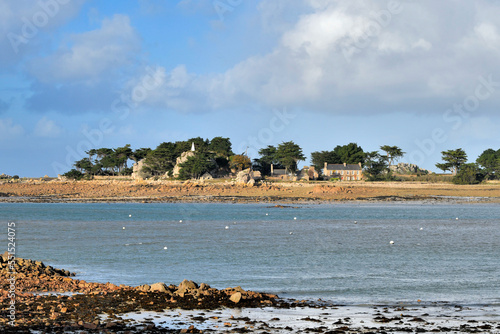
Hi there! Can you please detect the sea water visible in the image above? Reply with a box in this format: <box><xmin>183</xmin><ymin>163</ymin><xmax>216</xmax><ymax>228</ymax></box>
<box><xmin>1</xmin><ymin>202</ymin><xmax>499</xmax><ymax>306</ymax></box>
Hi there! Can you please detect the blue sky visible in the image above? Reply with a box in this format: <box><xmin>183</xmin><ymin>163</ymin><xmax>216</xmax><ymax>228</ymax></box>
<box><xmin>1</xmin><ymin>0</ymin><xmax>500</xmax><ymax>177</ymax></box>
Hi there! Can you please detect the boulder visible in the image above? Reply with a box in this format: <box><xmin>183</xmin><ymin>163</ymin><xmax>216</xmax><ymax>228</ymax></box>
<box><xmin>150</xmin><ymin>282</ymin><xmax>168</xmax><ymax>293</ymax></box>
<box><xmin>251</xmin><ymin>170</ymin><xmax>262</xmax><ymax>180</ymax></box>
<box><xmin>230</xmin><ymin>292</ymin><xmax>242</xmax><ymax>304</ymax></box>
<box><xmin>200</xmin><ymin>172</ymin><xmax>213</xmax><ymax>180</ymax></box>
<box><xmin>136</xmin><ymin>284</ymin><xmax>151</xmax><ymax>292</ymax></box>
<box><xmin>173</xmin><ymin>151</ymin><xmax>196</xmax><ymax>177</ymax></box>
<box><xmin>389</xmin><ymin>162</ymin><xmax>430</xmax><ymax>174</ymax></box>
<box><xmin>132</xmin><ymin>159</ymin><xmax>151</xmax><ymax>180</ymax></box>
<box><xmin>178</xmin><ymin>279</ymin><xmax>198</xmax><ymax>291</ymax></box>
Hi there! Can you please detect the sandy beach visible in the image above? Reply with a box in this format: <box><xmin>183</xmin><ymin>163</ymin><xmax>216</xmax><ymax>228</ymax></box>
<box><xmin>1</xmin><ymin>179</ymin><xmax>500</xmax><ymax>203</ymax></box>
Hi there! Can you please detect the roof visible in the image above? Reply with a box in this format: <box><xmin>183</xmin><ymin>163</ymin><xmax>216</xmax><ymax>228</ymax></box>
<box><xmin>326</xmin><ymin>164</ymin><xmax>362</xmax><ymax>171</ymax></box>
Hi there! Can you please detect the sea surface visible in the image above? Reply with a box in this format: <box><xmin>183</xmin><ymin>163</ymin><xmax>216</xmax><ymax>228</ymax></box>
<box><xmin>1</xmin><ymin>202</ymin><xmax>499</xmax><ymax>306</ymax></box>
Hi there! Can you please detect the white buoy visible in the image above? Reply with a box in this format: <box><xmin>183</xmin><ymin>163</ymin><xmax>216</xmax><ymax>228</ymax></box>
<box><xmin>163</xmin><ymin>246</ymin><xmax>168</xmax><ymax>250</ymax></box>
<box><xmin>390</xmin><ymin>240</ymin><xmax>395</xmax><ymax>245</ymax></box>
<box><xmin>354</xmin><ymin>221</ymin><xmax>357</xmax><ymax>224</ymax></box>
<box><xmin>225</xmin><ymin>226</ymin><xmax>229</xmax><ymax>229</ymax></box>
<box><xmin>289</xmin><ymin>232</ymin><xmax>293</xmax><ymax>235</ymax></box>
<box><xmin>294</xmin><ymin>217</ymin><xmax>297</xmax><ymax>220</ymax></box>
<box><xmin>456</xmin><ymin>217</ymin><xmax>459</xmax><ymax>220</ymax></box>
<box><xmin>129</xmin><ymin>214</ymin><xmax>132</xmax><ymax>217</ymax></box>
<box><xmin>266</xmin><ymin>213</ymin><xmax>268</xmax><ymax>216</ymax></box>
<box><xmin>179</xmin><ymin>220</ymin><xmax>183</xmax><ymax>223</ymax></box>
<box><xmin>122</xmin><ymin>227</ymin><xmax>126</xmax><ymax>230</ymax></box>
<box><xmin>420</xmin><ymin>227</ymin><xmax>423</xmax><ymax>230</ymax></box>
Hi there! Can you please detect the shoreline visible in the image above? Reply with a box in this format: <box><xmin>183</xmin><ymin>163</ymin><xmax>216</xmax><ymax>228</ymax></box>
<box><xmin>1</xmin><ymin>179</ymin><xmax>500</xmax><ymax>204</ymax></box>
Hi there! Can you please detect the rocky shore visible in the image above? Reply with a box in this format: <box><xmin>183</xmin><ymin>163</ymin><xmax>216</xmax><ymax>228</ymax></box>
<box><xmin>2</xmin><ymin>253</ymin><xmax>500</xmax><ymax>333</ymax></box>
<box><xmin>0</xmin><ymin>253</ymin><xmax>280</xmax><ymax>333</ymax></box>
<box><xmin>1</xmin><ymin>179</ymin><xmax>500</xmax><ymax>204</ymax></box>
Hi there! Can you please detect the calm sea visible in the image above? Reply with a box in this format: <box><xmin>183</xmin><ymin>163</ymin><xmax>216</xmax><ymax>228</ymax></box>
<box><xmin>1</xmin><ymin>202</ymin><xmax>499</xmax><ymax>306</ymax></box>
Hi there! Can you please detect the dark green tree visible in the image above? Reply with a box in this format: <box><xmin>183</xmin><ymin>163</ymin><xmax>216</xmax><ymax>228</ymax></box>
<box><xmin>130</xmin><ymin>148</ymin><xmax>152</xmax><ymax>162</ymax></box>
<box><xmin>380</xmin><ymin>145</ymin><xmax>405</xmax><ymax>166</ymax></box>
<box><xmin>276</xmin><ymin>141</ymin><xmax>305</xmax><ymax>175</ymax></box>
<box><xmin>74</xmin><ymin>158</ymin><xmax>93</xmax><ymax>174</ymax></box>
<box><xmin>63</xmin><ymin>169</ymin><xmax>84</xmax><ymax>180</ymax></box>
<box><xmin>178</xmin><ymin>152</ymin><xmax>216</xmax><ymax>179</ymax></box>
<box><xmin>476</xmin><ymin>148</ymin><xmax>500</xmax><ymax>179</ymax></box>
<box><xmin>333</xmin><ymin>143</ymin><xmax>365</xmax><ymax>165</ymax></box>
<box><xmin>310</xmin><ymin>150</ymin><xmax>341</xmax><ymax>171</ymax></box>
<box><xmin>209</xmin><ymin>137</ymin><xmax>233</xmax><ymax>156</ymax></box>
<box><xmin>363</xmin><ymin>151</ymin><xmax>389</xmax><ymax>181</ymax></box>
<box><xmin>452</xmin><ymin>163</ymin><xmax>484</xmax><ymax>184</ymax></box>
<box><xmin>144</xmin><ymin>142</ymin><xmax>177</xmax><ymax>176</ymax></box>
<box><xmin>114</xmin><ymin>144</ymin><xmax>133</xmax><ymax>172</ymax></box>
<box><xmin>253</xmin><ymin>145</ymin><xmax>279</xmax><ymax>176</ymax></box>
<box><xmin>436</xmin><ymin>148</ymin><xmax>467</xmax><ymax>175</ymax></box>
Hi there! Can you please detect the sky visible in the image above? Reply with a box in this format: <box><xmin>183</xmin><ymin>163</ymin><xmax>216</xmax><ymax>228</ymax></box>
<box><xmin>1</xmin><ymin>0</ymin><xmax>500</xmax><ymax>177</ymax></box>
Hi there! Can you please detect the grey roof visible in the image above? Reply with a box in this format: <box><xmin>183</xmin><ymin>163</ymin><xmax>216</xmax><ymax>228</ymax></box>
<box><xmin>326</xmin><ymin>164</ymin><xmax>362</xmax><ymax>171</ymax></box>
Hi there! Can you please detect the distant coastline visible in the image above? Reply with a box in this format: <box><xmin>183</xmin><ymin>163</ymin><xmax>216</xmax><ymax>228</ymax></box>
<box><xmin>1</xmin><ymin>178</ymin><xmax>499</xmax><ymax>204</ymax></box>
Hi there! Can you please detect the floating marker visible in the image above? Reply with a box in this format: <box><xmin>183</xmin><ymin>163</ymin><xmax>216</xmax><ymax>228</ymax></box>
<box><xmin>289</xmin><ymin>232</ymin><xmax>293</xmax><ymax>235</ymax></box>
<box><xmin>456</xmin><ymin>217</ymin><xmax>459</xmax><ymax>220</ymax></box>
<box><xmin>354</xmin><ymin>221</ymin><xmax>357</xmax><ymax>224</ymax></box>
<box><xmin>163</xmin><ymin>246</ymin><xmax>168</xmax><ymax>250</ymax></box>
<box><xmin>294</xmin><ymin>217</ymin><xmax>297</xmax><ymax>220</ymax></box>
<box><xmin>225</xmin><ymin>226</ymin><xmax>229</xmax><ymax>229</ymax></box>
<box><xmin>179</xmin><ymin>220</ymin><xmax>183</xmax><ymax>223</ymax></box>
<box><xmin>129</xmin><ymin>214</ymin><xmax>132</xmax><ymax>217</ymax></box>
<box><xmin>390</xmin><ymin>241</ymin><xmax>395</xmax><ymax>245</ymax></box>
<box><xmin>420</xmin><ymin>227</ymin><xmax>423</xmax><ymax>230</ymax></box>
<box><xmin>265</xmin><ymin>213</ymin><xmax>269</xmax><ymax>216</ymax></box>
<box><xmin>122</xmin><ymin>227</ymin><xmax>126</xmax><ymax>230</ymax></box>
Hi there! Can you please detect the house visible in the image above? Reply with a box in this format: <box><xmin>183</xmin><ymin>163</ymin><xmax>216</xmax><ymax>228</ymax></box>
<box><xmin>298</xmin><ymin>166</ymin><xmax>319</xmax><ymax>181</ymax></box>
<box><xmin>270</xmin><ymin>164</ymin><xmax>287</xmax><ymax>177</ymax></box>
<box><xmin>323</xmin><ymin>162</ymin><xmax>363</xmax><ymax>181</ymax></box>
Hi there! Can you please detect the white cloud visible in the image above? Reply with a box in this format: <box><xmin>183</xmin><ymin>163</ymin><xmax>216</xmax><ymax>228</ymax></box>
<box><xmin>33</xmin><ymin>117</ymin><xmax>63</xmax><ymax>138</ymax></box>
<box><xmin>140</xmin><ymin>0</ymin><xmax>500</xmax><ymax>115</ymax></box>
<box><xmin>0</xmin><ymin>118</ymin><xmax>24</xmax><ymax>140</ymax></box>
<box><xmin>28</xmin><ymin>14</ymin><xmax>141</xmax><ymax>84</ymax></box>
<box><xmin>412</xmin><ymin>38</ymin><xmax>432</xmax><ymax>51</ymax></box>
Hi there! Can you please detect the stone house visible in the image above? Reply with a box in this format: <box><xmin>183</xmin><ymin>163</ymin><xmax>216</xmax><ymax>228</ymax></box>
<box><xmin>323</xmin><ymin>162</ymin><xmax>363</xmax><ymax>181</ymax></box>
<box><xmin>270</xmin><ymin>164</ymin><xmax>287</xmax><ymax>177</ymax></box>
<box><xmin>298</xmin><ymin>166</ymin><xmax>319</xmax><ymax>181</ymax></box>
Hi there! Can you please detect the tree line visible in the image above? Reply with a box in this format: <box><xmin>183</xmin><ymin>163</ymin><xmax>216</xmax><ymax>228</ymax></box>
<box><xmin>435</xmin><ymin>148</ymin><xmax>500</xmax><ymax>184</ymax></box>
<box><xmin>63</xmin><ymin>138</ymin><xmax>500</xmax><ymax>184</ymax></box>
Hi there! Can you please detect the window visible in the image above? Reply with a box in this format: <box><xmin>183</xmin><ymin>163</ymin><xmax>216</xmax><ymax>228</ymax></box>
<box><xmin>341</xmin><ymin>171</ymin><xmax>344</xmax><ymax>175</ymax></box>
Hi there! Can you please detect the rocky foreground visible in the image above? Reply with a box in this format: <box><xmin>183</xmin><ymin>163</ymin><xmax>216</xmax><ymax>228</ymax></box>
<box><xmin>2</xmin><ymin>253</ymin><xmax>500</xmax><ymax>334</ymax></box>
<box><xmin>0</xmin><ymin>253</ymin><xmax>282</xmax><ymax>333</ymax></box>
